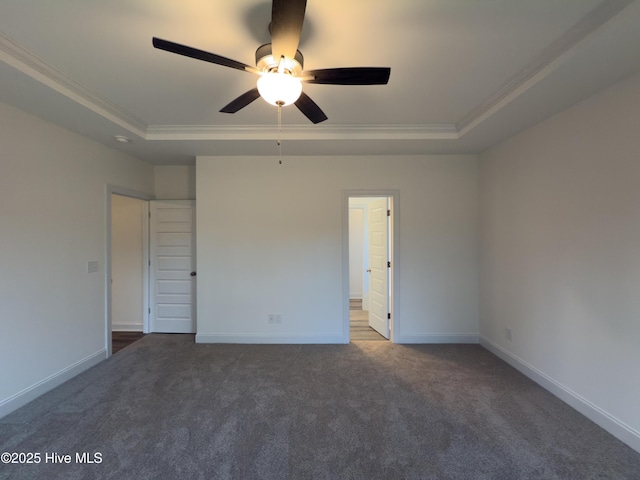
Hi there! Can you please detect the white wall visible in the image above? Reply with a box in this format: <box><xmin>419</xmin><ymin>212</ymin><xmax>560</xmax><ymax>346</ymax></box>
<box><xmin>154</xmin><ymin>165</ymin><xmax>195</xmax><ymax>199</ymax></box>
<box><xmin>0</xmin><ymin>101</ymin><xmax>154</xmax><ymax>417</ymax></box>
<box><xmin>111</xmin><ymin>195</ymin><xmax>145</xmax><ymax>331</ymax></box>
<box><xmin>196</xmin><ymin>155</ymin><xmax>479</xmax><ymax>344</ymax></box>
<box><xmin>348</xmin><ymin>207</ymin><xmax>365</xmax><ymax>299</ymax></box>
<box><xmin>479</xmin><ymin>71</ymin><xmax>640</xmax><ymax>452</ymax></box>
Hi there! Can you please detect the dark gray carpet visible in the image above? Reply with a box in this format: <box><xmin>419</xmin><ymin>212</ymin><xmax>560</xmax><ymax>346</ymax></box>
<box><xmin>1</xmin><ymin>334</ymin><xmax>639</xmax><ymax>479</ymax></box>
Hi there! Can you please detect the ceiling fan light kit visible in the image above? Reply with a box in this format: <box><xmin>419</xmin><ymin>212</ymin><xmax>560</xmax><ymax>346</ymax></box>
<box><xmin>255</xmin><ymin>43</ymin><xmax>304</xmax><ymax>106</ymax></box>
<box><xmin>152</xmin><ymin>0</ymin><xmax>390</xmax><ymax>124</ymax></box>
<box><xmin>257</xmin><ymin>72</ymin><xmax>302</xmax><ymax>106</ymax></box>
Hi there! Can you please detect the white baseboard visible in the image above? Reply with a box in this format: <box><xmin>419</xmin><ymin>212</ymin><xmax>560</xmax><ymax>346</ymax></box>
<box><xmin>197</xmin><ymin>333</ymin><xmax>479</xmax><ymax>345</ymax></box>
<box><xmin>196</xmin><ymin>333</ymin><xmax>347</xmax><ymax>344</ymax></box>
<box><xmin>480</xmin><ymin>336</ymin><xmax>640</xmax><ymax>454</ymax></box>
<box><xmin>111</xmin><ymin>323</ymin><xmax>143</xmax><ymax>331</ymax></box>
<box><xmin>0</xmin><ymin>349</ymin><xmax>106</xmax><ymax>419</ymax></box>
<box><xmin>395</xmin><ymin>333</ymin><xmax>479</xmax><ymax>344</ymax></box>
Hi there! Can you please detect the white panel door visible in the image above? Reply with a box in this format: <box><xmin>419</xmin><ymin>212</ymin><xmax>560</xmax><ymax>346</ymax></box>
<box><xmin>368</xmin><ymin>198</ymin><xmax>390</xmax><ymax>339</ymax></box>
<box><xmin>150</xmin><ymin>200</ymin><xmax>196</xmax><ymax>333</ymax></box>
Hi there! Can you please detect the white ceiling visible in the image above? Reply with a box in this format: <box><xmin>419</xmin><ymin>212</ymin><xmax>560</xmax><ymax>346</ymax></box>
<box><xmin>1</xmin><ymin>0</ymin><xmax>639</xmax><ymax>165</ymax></box>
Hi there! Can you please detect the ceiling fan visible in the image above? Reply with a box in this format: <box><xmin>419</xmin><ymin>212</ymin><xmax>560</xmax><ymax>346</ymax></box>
<box><xmin>152</xmin><ymin>0</ymin><xmax>390</xmax><ymax>124</ymax></box>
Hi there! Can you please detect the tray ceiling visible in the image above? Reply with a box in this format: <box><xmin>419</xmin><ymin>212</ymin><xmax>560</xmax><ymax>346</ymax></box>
<box><xmin>1</xmin><ymin>0</ymin><xmax>639</xmax><ymax>164</ymax></box>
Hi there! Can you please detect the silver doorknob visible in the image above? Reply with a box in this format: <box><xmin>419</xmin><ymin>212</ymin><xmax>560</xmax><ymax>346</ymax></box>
<box><xmin>366</xmin><ymin>269</ymin><xmax>372</xmax><ymax>273</ymax></box>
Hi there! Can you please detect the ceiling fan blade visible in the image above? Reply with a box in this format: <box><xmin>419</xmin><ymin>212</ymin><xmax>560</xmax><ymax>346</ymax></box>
<box><xmin>294</xmin><ymin>91</ymin><xmax>328</xmax><ymax>124</ymax></box>
<box><xmin>271</xmin><ymin>0</ymin><xmax>307</xmax><ymax>60</ymax></box>
<box><xmin>304</xmin><ymin>67</ymin><xmax>391</xmax><ymax>85</ymax></box>
<box><xmin>152</xmin><ymin>37</ymin><xmax>259</xmax><ymax>74</ymax></box>
<box><xmin>220</xmin><ymin>88</ymin><xmax>261</xmax><ymax>113</ymax></box>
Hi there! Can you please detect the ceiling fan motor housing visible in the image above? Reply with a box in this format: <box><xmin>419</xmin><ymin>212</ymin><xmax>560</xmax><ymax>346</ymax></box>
<box><xmin>255</xmin><ymin>43</ymin><xmax>304</xmax><ymax>75</ymax></box>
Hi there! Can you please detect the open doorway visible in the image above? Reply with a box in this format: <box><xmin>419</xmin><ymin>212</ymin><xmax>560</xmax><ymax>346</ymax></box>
<box><xmin>347</xmin><ymin>194</ymin><xmax>395</xmax><ymax>342</ymax></box>
<box><xmin>111</xmin><ymin>194</ymin><xmax>148</xmax><ymax>353</ymax></box>
<box><xmin>106</xmin><ymin>186</ymin><xmax>151</xmax><ymax>357</ymax></box>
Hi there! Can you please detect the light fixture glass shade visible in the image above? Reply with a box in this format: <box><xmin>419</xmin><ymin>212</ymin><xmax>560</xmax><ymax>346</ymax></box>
<box><xmin>257</xmin><ymin>72</ymin><xmax>302</xmax><ymax>106</ymax></box>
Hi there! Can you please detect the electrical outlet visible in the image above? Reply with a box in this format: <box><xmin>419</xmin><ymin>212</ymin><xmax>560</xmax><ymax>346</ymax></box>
<box><xmin>87</xmin><ymin>261</ymin><xmax>98</xmax><ymax>274</ymax></box>
<box><xmin>268</xmin><ymin>314</ymin><xmax>276</xmax><ymax>324</ymax></box>
<box><xmin>505</xmin><ymin>327</ymin><xmax>512</xmax><ymax>341</ymax></box>
<box><xmin>275</xmin><ymin>314</ymin><xmax>282</xmax><ymax>324</ymax></box>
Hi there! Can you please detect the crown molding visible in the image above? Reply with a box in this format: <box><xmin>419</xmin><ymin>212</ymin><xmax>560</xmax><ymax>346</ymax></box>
<box><xmin>0</xmin><ymin>33</ymin><xmax>458</xmax><ymax>142</ymax></box>
<box><xmin>145</xmin><ymin>124</ymin><xmax>459</xmax><ymax>141</ymax></box>
<box><xmin>0</xmin><ymin>31</ymin><xmax>147</xmax><ymax>137</ymax></box>
<box><xmin>456</xmin><ymin>0</ymin><xmax>635</xmax><ymax>136</ymax></box>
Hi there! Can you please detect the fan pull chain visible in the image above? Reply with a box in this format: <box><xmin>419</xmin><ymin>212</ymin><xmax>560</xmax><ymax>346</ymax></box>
<box><xmin>277</xmin><ymin>101</ymin><xmax>283</xmax><ymax>164</ymax></box>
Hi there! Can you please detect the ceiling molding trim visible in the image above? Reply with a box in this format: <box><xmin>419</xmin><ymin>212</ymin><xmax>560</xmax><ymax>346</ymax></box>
<box><xmin>0</xmin><ymin>31</ymin><xmax>147</xmax><ymax>137</ymax></box>
<box><xmin>145</xmin><ymin>124</ymin><xmax>459</xmax><ymax>141</ymax></box>
<box><xmin>455</xmin><ymin>0</ymin><xmax>635</xmax><ymax>137</ymax></box>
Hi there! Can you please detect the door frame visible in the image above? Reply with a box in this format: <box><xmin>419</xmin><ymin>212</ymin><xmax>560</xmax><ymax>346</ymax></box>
<box><xmin>342</xmin><ymin>189</ymin><xmax>400</xmax><ymax>343</ymax></box>
<box><xmin>105</xmin><ymin>185</ymin><xmax>153</xmax><ymax>357</ymax></box>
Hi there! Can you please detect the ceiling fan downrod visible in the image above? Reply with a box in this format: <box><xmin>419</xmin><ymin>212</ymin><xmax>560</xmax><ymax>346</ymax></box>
<box><xmin>277</xmin><ymin>101</ymin><xmax>283</xmax><ymax>164</ymax></box>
